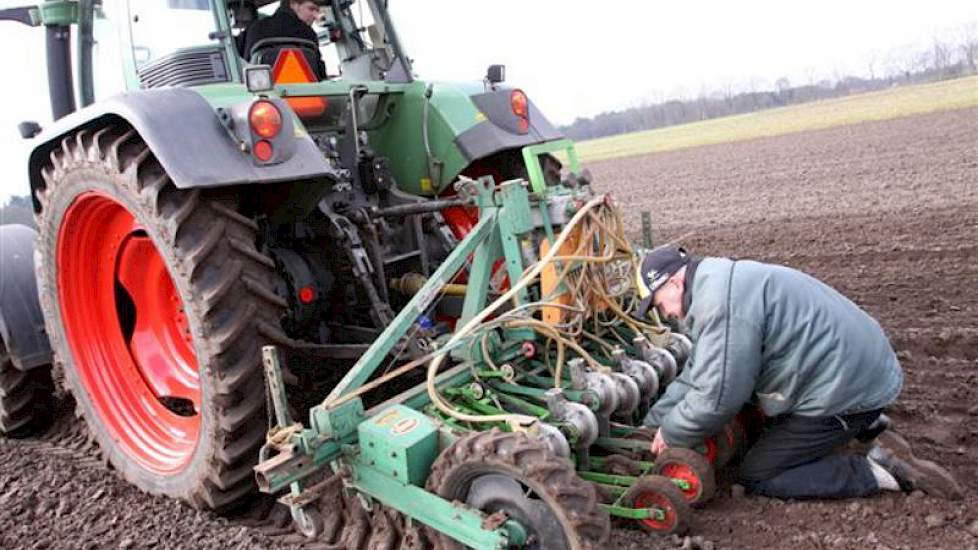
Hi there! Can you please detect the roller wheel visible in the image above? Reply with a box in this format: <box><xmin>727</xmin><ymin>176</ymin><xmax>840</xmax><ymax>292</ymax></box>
<box><xmin>620</xmin><ymin>475</ymin><xmax>690</xmax><ymax>535</ymax></box>
<box><xmin>653</xmin><ymin>447</ymin><xmax>716</xmax><ymax>507</ymax></box>
<box><xmin>33</xmin><ymin>126</ymin><xmax>288</xmax><ymax>510</ymax></box>
<box><xmin>0</xmin><ymin>340</ymin><xmax>54</xmax><ymax>437</ymax></box>
<box><xmin>426</xmin><ymin>429</ymin><xmax>610</xmax><ymax>549</ymax></box>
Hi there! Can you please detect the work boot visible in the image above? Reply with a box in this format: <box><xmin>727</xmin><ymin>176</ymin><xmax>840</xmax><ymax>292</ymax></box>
<box><xmin>867</xmin><ymin>441</ymin><xmax>963</xmax><ymax>500</ymax></box>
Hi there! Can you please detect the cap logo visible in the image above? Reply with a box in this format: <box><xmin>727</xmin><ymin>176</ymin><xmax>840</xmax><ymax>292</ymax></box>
<box><xmin>648</xmin><ymin>270</ymin><xmax>669</xmax><ymax>291</ymax></box>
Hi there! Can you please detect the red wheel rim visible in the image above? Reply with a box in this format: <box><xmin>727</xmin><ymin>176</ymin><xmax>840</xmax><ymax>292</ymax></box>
<box><xmin>660</xmin><ymin>463</ymin><xmax>701</xmax><ymax>502</ymax></box>
<box><xmin>701</xmin><ymin>437</ymin><xmax>718</xmax><ymax>464</ymax></box>
<box><xmin>634</xmin><ymin>490</ymin><xmax>677</xmax><ymax>532</ymax></box>
<box><xmin>57</xmin><ymin>192</ymin><xmax>200</xmax><ymax>474</ymax></box>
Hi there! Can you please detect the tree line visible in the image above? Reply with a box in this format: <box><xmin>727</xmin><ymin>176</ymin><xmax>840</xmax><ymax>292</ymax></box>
<box><xmin>560</xmin><ymin>28</ymin><xmax>978</xmax><ymax>141</ymax></box>
<box><xmin>0</xmin><ymin>195</ymin><xmax>34</xmax><ymax>228</ymax></box>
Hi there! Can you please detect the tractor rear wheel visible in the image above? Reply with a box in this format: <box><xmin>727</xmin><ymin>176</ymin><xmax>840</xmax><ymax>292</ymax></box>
<box><xmin>426</xmin><ymin>429</ymin><xmax>610</xmax><ymax>549</ymax></box>
<box><xmin>33</xmin><ymin>126</ymin><xmax>287</xmax><ymax>510</ymax></box>
<box><xmin>0</xmin><ymin>340</ymin><xmax>54</xmax><ymax>437</ymax></box>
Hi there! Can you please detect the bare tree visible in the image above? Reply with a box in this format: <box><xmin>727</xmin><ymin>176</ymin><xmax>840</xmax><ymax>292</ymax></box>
<box><xmin>775</xmin><ymin>76</ymin><xmax>792</xmax><ymax>104</ymax></box>
<box><xmin>0</xmin><ymin>196</ymin><xmax>36</xmax><ymax>228</ymax></box>
<box><xmin>865</xmin><ymin>49</ymin><xmax>879</xmax><ymax>81</ymax></box>
<box><xmin>803</xmin><ymin>66</ymin><xmax>819</xmax><ymax>87</ymax></box>
<box><xmin>931</xmin><ymin>36</ymin><xmax>950</xmax><ymax>77</ymax></box>
<box><xmin>720</xmin><ymin>77</ymin><xmax>737</xmax><ymax>111</ymax></box>
<box><xmin>959</xmin><ymin>22</ymin><xmax>978</xmax><ymax>73</ymax></box>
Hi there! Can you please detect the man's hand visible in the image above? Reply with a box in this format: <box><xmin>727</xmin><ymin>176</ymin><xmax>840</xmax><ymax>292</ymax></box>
<box><xmin>651</xmin><ymin>428</ymin><xmax>669</xmax><ymax>455</ymax></box>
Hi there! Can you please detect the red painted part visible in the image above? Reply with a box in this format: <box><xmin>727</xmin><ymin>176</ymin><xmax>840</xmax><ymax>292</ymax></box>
<box><xmin>440</xmin><ymin>205</ymin><xmax>477</xmax><ymax>241</ymax></box>
<box><xmin>660</xmin><ymin>463</ymin><xmax>701</xmax><ymax>503</ymax></box>
<box><xmin>440</xmin><ymin>206</ymin><xmax>508</xmax><ymax>290</ymax></box>
<box><xmin>57</xmin><ymin>192</ymin><xmax>201</xmax><ymax>475</ymax></box>
<box><xmin>701</xmin><ymin>436</ymin><xmax>718</xmax><ymax>464</ymax></box>
<box><xmin>634</xmin><ymin>490</ymin><xmax>678</xmax><ymax>532</ymax></box>
<box><xmin>724</xmin><ymin>424</ymin><xmax>737</xmax><ymax>451</ymax></box>
<box><xmin>298</xmin><ymin>285</ymin><xmax>316</xmax><ymax>304</ymax></box>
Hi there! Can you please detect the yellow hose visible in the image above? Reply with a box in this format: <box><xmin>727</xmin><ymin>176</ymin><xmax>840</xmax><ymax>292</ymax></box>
<box><xmin>425</xmin><ymin>196</ymin><xmax>606</xmax><ymax>426</ymax></box>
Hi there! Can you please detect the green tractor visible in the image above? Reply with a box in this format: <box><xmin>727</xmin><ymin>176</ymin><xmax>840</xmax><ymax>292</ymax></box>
<box><xmin>0</xmin><ymin>1</ymin><xmax>728</xmax><ymax>547</ymax></box>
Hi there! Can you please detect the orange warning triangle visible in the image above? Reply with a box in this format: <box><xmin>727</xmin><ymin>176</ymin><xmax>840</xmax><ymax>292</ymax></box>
<box><xmin>271</xmin><ymin>49</ymin><xmax>328</xmax><ymax>118</ymax></box>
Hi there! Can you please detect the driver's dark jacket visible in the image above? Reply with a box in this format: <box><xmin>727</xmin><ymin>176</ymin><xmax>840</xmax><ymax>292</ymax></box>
<box><xmin>240</xmin><ymin>5</ymin><xmax>326</xmax><ymax>80</ymax></box>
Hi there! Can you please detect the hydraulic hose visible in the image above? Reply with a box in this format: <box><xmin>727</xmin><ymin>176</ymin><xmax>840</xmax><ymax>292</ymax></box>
<box><xmin>425</xmin><ymin>196</ymin><xmax>606</xmax><ymax>427</ymax></box>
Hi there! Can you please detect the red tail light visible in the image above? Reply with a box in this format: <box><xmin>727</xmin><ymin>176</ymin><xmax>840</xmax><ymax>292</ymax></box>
<box><xmin>511</xmin><ymin>89</ymin><xmax>529</xmax><ymax>118</ymax></box>
<box><xmin>249</xmin><ymin>100</ymin><xmax>282</xmax><ymax>139</ymax></box>
<box><xmin>253</xmin><ymin>139</ymin><xmax>274</xmax><ymax>162</ymax></box>
<box><xmin>511</xmin><ymin>89</ymin><xmax>529</xmax><ymax>134</ymax></box>
<box><xmin>298</xmin><ymin>285</ymin><xmax>316</xmax><ymax>304</ymax></box>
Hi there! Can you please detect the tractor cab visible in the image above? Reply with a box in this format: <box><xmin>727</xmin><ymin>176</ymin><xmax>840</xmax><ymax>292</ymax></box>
<box><xmin>3</xmin><ymin>0</ymin><xmax>567</xmax><ymax>199</ymax></box>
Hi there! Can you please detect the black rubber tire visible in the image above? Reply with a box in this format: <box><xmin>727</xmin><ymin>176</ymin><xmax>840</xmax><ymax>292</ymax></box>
<box><xmin>619</xmin><ymin>474</ymin><xmax>690</xmax><ymax>535</ymax></box>
<box><xmin>33</xmin><ymin>126</ymin><xmax>288</xmax><ymax>511</ymax></box>
<box><xmin>0</xmin><ymin>340</ymin><xmax>54</xmax><ymax>438</ymax></box>
<box><xmin>652</xmin><ymin>447</ymin><xmax>716</xmax><ymax>507</ymax></box>
<box><xmin>426</xmin><ymin>428</ymin><xmax>610</xmax><ymax>550</ymax></box>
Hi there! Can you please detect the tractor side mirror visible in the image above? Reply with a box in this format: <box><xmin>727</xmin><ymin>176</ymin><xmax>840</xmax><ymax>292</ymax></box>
<box><xmin>17</xmin><ymin>121</ymin><xmax>41</xmax><ymax>140</ymax></box>
<box><xmin>486</xmin><ymin>64</ymin><xmax>505</xmax><ymax>85</ymax></box>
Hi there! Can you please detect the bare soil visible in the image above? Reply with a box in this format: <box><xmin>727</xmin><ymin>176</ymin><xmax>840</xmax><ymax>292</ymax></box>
<box><xmin>2</xmin><ymin>107</ymin><xmax>976</xmax><ymax>549</ymax></box>
<box><xmin>591</xmin><ymin>107</ymin><xmax>978</xmax><ymax>550</ymax></box>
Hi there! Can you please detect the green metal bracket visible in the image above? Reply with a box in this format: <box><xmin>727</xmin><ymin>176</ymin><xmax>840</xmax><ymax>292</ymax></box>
<box><xmin>33</xmin><ymin>0</ymin><xmax>78</xmax><ymax>25</ymax></box>
<box><xmin>641</xmin><ymin>211</ymin><xmax>653</xmax><ymax>248</ymax></box>
<box><xmin>578</xmin><ymin>470</ymin><xmax>638</xmax><ymax>487</ymax></box>
<box><xmin>324</xmin><ymin>211</ymin><xmax>497</xmax><ymax>403</ymax></box>
<box><xmin>602</xmin><ymin>503</ymin><xmax>663</xmax><ymax>521</ymax></box>
<box><xmin>494</xmin><ymin>180</ymin><xmax>533</xmax><ymax>340</ymax></box>
<box><xmin>521</xmin><ymin>139</ymin><xmax>580</xmax><ymax>196</ymax></box>
<box><xmin>311</xmin><ymin>398</ymin><xmax>365</xmax><ymax>441</ymax></box>
<box><xmin>589</xmin><ymin>455</ymin><xmax>654</xmax><ymax>474</ymax></box>
<box><xmin>349</xmin><ymin>460</ymin><xmax>510</xmax><ymax>549</ymax></box>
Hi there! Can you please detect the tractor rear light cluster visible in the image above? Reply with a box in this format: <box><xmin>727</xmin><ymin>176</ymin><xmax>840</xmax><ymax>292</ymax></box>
<box><xmin>510</xmin><ymin>89</ymin><xmax>529</xmax><ymax>134</ymax></box>
<box><xmin>248</xmin><ymin>100</ymin><xmax>283</xmax><ymax>162</ymax></box>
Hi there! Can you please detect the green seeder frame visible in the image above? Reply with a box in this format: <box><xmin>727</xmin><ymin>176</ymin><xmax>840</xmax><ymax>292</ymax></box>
<box><xmin>254</xmin><ymin>140</ymin><xmax>670</xmax><ymax>548</ymax></box>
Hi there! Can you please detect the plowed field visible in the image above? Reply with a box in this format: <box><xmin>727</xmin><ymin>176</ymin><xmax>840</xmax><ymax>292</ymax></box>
<box><xmin>2</xmin><ymin>107</ymin><xmax>976</xmax><ymax>550</ymax></box>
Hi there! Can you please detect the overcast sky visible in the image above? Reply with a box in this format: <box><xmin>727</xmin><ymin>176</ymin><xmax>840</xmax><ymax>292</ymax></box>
<box><xmin>1</xmin><ymin>0</ymin><xmax>975</xmax><ymax>203</ymax></box>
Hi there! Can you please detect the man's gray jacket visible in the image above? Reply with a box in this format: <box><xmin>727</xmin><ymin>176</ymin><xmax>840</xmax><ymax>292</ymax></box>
<box><xmin>646</xmin><ymin>258</ymin><xmax>903</xmax><ymax>448</ymax></box>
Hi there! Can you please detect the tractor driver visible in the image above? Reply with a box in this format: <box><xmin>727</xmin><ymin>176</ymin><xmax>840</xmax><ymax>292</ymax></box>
<box><xmin>635</xmin><ymin>244</ymin><xmax>962</xmax><ymax>501</ymax></box>
<box><xmin>240</xmin><ymin>0</ymin><xmax>328</xmax><ymax>80</ymax></box>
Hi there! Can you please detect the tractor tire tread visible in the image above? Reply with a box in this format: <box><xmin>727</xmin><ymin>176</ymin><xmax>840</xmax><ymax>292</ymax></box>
<box><xmin>425</xmin><ymin>428</ymin><xmax>610</xmax><ymax>550</ymax></box>
<box><xmin>34</xmin><ymin>123</ymin><xmax>286</xmax><ymax>512</ymax></box>
<box><xmin>0</xmin><ymin>343</ymin><xmax>54</xmax><ymax>438</ymax></box>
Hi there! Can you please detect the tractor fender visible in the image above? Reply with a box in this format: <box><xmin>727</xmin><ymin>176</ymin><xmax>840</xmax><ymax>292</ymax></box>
<box><xmin>455</xmin><ymin>91</ymin><xmax>564</xmax><ymax>162</ymax></box>
<box><xmin>27</xmin><ymin>88</ymin><xmax>336</xmax><ymax>211</ymax></box>
<box><xmin>0</xmin><ymin>225</ymin><xmax>52</xmax><ymax>370</ymax></box>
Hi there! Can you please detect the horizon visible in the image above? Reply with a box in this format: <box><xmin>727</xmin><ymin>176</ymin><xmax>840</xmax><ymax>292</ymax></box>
<box><xmin>0</xmin><ymin>0</ymin><xmax>975</xmax><ymax>203</ymax></box>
